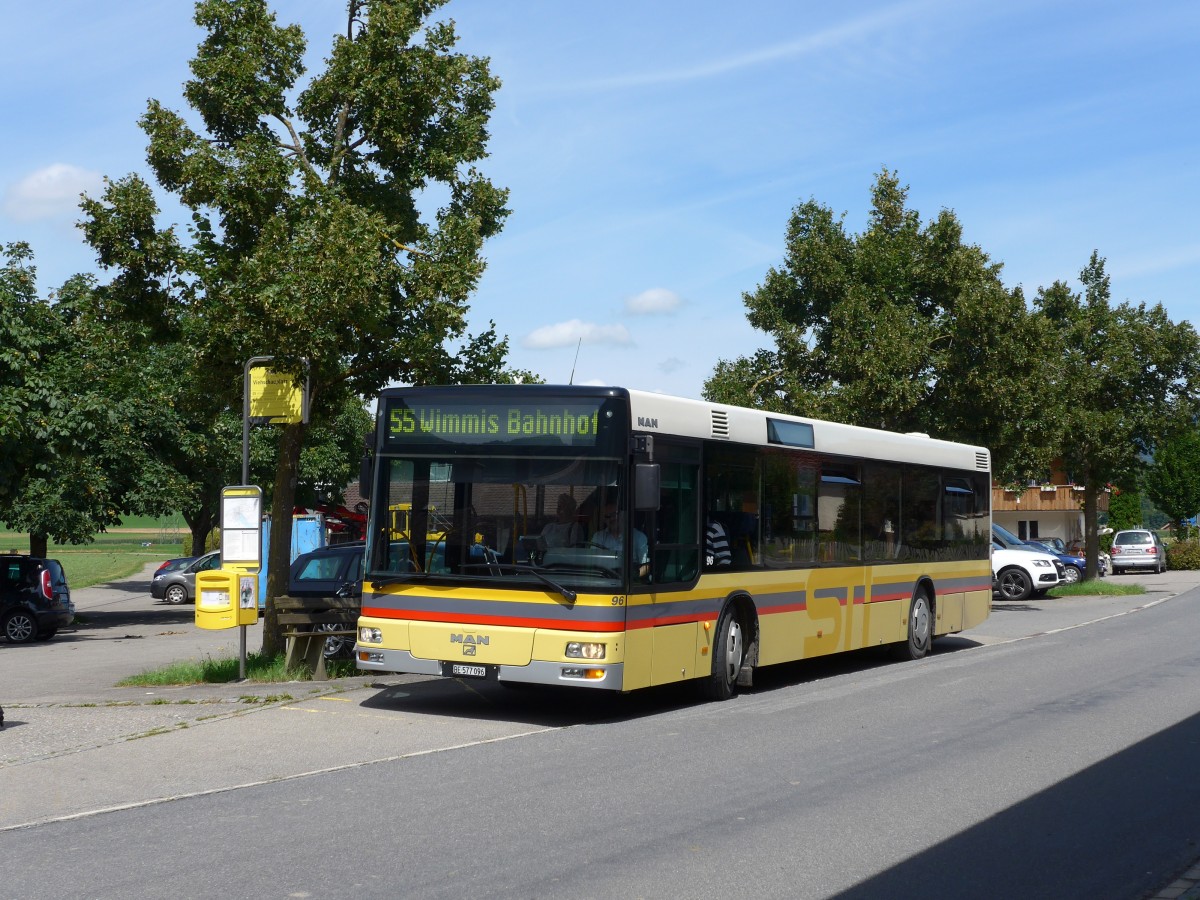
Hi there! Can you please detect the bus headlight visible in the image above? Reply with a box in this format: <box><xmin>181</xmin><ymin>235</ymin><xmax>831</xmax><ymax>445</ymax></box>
<box><xmin>565</xmin><ymin>641</ymin><xmax>605</xmax><ymax>660</ymax></box>
<box><xmin>359</xmin><ymin>627</ymin><xmax>383</xmax><ymax>644</ymax></box>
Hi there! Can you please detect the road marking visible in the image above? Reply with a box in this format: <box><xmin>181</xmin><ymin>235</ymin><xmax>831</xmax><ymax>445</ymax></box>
<box><xmin>0</xmin><ymin>726</ymin><xmax>557</xmax><ymax>833</ymax></box>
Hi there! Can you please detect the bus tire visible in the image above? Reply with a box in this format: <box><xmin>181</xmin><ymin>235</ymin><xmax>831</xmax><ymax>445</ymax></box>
<box><xmin>703</xmin><ymin>606</ymin><xmax>744</xmax><ymax>701</ymax></box>
<box><xmin>893</xmin><ymin>589</ymin><xmax>932</xmax><ymax>661</ymax></box>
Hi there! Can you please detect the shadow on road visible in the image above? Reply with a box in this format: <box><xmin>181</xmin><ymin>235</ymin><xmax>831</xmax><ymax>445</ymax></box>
<box><xmin>57</xmin><ymin>572</ymin><xmax>206</xmax><ymax>637</ymax></box>
<box><xmin>73</xmin><ymin>606</ymin><xmax>199</xmax><ymax>631</ymax></box>
<box><xmin>830</xmin><ymin>711</ymin><xmax>1200</xmax><ymax>900</ymax></box>
<box><xmin>358</xmin><ymin>636</ymin><xmax>987</xmax><ymax>729</ymax></box>
<box><xmin>359</xmin><ymin>676</ymin><xmax>702</xmax><ymax>728</ymax></box>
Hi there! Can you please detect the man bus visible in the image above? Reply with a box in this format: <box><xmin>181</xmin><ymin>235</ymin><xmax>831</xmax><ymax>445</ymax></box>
<box><xmin>354</xmin><ymin>385</ymin><xmax>992</xmax><ymax>700</ymax></box>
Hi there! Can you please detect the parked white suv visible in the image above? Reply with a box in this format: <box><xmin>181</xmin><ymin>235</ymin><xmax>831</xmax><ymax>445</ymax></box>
<box><xmin>992</xmin><ymin>523</ymin><xmax>1064</xmax><ymax>601</ymax></box>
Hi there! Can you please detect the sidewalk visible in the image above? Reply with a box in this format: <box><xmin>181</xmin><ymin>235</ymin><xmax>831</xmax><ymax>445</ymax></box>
<box><xmin>0</xmin><ymin>562</ymin><xmax>559</xmax><ymax>832</ymax></box>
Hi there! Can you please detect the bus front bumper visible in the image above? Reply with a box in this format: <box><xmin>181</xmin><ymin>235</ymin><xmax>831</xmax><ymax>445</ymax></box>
<box><xmin>355</xmin><ymin>647</ymin><xmax>623</xmax><ymax>690</ymax></box>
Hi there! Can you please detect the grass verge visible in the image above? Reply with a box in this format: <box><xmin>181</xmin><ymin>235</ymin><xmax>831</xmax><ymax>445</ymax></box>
<box><xmin>55</xmin><ymin>552</ymin><xmax>179</xmax><ymax>589</ymax></box>
<box><xmin>1048</xmin><ymin>578</ymin><xmax>1145</xmax><ymax>597</ymax></box>
<box><xmin>0</xmin><ymin>535</ymin><xmax>186</xmax><ymax>589</ymax></box>
<box><xmin>117</xmin><ymin>654</ymin><xmax>359</xmax><ymax>686</ymax></box>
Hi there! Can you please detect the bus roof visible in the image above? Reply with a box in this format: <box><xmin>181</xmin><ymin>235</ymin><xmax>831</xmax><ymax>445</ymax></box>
<box><xmin>623</xmin><ymin>389</ymin><xmax>989</xmax><ymax>472</ymax></box>
<box><xmin>378</xmin><ymin>384</ymin><xmax>990</xmax><ymax>473</ymax></box>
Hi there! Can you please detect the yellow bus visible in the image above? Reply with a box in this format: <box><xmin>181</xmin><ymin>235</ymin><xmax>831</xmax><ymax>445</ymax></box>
<box><xmin>355</xmin><ymin>385</ymin><xmax>992</xmax><ymax>699</ymax></box>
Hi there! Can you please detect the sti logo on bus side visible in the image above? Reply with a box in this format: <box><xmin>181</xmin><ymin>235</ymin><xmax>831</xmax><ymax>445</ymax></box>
<box><xmin>637</xmin><ymin>416</ymin><xmax>659</xmax><ymax>428</ymax></box>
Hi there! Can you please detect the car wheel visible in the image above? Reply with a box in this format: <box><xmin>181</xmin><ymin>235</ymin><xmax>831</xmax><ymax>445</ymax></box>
<box><xmin>1113</xmin><ymin>567</ymin><xmax>1124</xmax><ymax>576</ymax></box>
<box><xmin>996</xmin><ymin>567</ymin><xmax>1032</xmax><ymax>601</ymax></box>
<box><xmin>701</xmin><ymin>605</ymin><xmax>744</xmax><ymax>701</ymax></box>
<box><xmin>317</xmin><ymin>623</ymin><xmax>355</xmax><ymax>660</ymax></box>
<box><xmin>3</xmin><ymin>609</ymin><xmax>39</xmax><ymax>644</ymax></box>
<box><xmin>164</xmin><ymin>584</ymin><xmax>188</xmax><ymax>605</ymax></box>
<box><xmin>1062</xmin><ymin>565</ymin><xmax>1082</xmax><ymax>584</ymax></box>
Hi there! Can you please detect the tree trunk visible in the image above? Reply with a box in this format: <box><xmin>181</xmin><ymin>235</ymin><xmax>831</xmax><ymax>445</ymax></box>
<box><xmin>261</xmin><ymin>420</ymin><xmax>307</xmax><ymax>657</ymax></box>
<box><xmin>183</xmin><ymin>505</ymin><xmax>216</xmax><ymax>557</ymax></box>
<box><xmin>1082</xmin><ymin>482</ymin><xmax>1099</xmax><ymax>580</ymax></box>
<box><xmin>30</xmin><ymin>532</ymin><xmax>48</xmax><ymax>558</ymax></box>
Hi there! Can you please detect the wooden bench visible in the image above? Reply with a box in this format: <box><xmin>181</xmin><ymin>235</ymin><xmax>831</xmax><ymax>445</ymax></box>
<box><xmin>275</xmin><ymin>595</ymin><xmax>360</xmax><ymax>680</ymax></box>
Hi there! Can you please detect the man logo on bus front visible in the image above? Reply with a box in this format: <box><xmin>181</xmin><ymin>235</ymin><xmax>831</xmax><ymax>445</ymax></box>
<box><xmin>462</xmin><ymin>644</ymin><xmax>477</xmax><ymax>656</ymax></box>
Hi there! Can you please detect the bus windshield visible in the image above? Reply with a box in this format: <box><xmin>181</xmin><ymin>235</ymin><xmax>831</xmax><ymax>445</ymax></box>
<box><xmin>370</xmin><ymin>453</ymin><xmax>629</xmax><ymax>589</ymax></box>
<box><xmin>366</xmin><ymin>388</ymin><xmax>635</xmax><ymax>590</ymax></box>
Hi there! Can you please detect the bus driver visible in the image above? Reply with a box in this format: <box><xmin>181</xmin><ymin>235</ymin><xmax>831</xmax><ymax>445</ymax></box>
<box><xmin>591</xmin><ymin>502</ymin><xmax>650</xmax><ymax>579</ymax></box>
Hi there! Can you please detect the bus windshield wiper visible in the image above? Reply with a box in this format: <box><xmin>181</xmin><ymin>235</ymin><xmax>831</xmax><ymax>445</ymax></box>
<box><xmin>460</xmin><ymin>562</ymin><xmax>577</xmax><ymax>604</ymax></box>
<box><xmin>370</xmin><ymin>571</ymin><xmax>430</xmax><ymax>589</ymax></box>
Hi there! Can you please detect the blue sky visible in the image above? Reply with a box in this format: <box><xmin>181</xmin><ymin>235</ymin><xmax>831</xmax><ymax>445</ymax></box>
<box><xmin>3</xmin><ymin>1</ymin><xmax>1198</xmax><ymax>400</ymax></box>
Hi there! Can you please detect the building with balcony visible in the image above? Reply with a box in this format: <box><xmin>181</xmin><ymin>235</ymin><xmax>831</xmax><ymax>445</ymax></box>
<box><xmin>992</xmin><ymin>462</ymin><xmax>1108</xmax><ymax>546</ymax></box>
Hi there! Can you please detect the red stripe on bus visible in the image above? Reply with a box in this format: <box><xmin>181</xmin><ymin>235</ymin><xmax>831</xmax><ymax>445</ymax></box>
<box><xmin>627</xmin><ymin>612</ymin><xmax>714</xmax><ymax>629</ymax></box>
<box><xmin>757</xmin><ymin>600</ymin><xmax>808</xmax><ymax>615</ymax></box>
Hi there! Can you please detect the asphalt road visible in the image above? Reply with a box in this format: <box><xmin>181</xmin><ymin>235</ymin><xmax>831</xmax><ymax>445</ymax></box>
<box><xmin>2</xmin><ymin>566</ymin><xmax>1199</xmax><ymax>899</ymax></box>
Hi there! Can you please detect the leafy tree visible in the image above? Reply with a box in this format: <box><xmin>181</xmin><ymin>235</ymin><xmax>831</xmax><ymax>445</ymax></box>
<box><xmin>1106</xmin><ymin>487</ymin><xmax>1143</xmax><ymax>533</ymax></box>
<box><xmin>0</xmin><ymin>255</ymin><xmax>188</xmax><ymax>556</ymax></box>
<box><xmin>0</xmin><ymin>243</ymin><xmax>60</xmax><ymax>507</ymax></box>
<box><xmin>80</xmin><ymin>0</ymin><xmax>529</xmax><ymax>653</ymax></box>
<box><xmin>705</xmin><ymin>169</ymin><xmax>1061</xmax><ymax>485</ymax></box>
<box><xmin>1036</xmin><ymin>252</ymin><xmax>1200</xmax><ymax>576</ymax></box>
<box><xmin>1145</xmin><ymin>428</ymin><xmax>1200</xmax><ymax>537</ymax></box>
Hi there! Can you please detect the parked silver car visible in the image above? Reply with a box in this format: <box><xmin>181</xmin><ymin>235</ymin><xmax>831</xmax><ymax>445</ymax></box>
<box><xmin>1109</xmin><ymin>529</ymin><xmax>1167</xmax><ymax>575</ymax></box>
<box><xmin>150</xmin><ymin>550</ymin><xmax>221</xmax><ymax>604</ymax></box>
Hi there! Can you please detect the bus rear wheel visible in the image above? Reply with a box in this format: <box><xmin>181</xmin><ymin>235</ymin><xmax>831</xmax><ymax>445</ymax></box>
<box><xmin>893</xmin><ymin>590</ymin><xmax>932</xmax><ymax>661</ymax></box>
<box><xmin>703</xmin><ymin>607</ymin><xmax>744</xmax><ymax>701</ymax></box>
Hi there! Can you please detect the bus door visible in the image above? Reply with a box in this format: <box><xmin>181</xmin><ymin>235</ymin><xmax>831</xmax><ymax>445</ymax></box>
<box><xmin>637</xmin><ymin>446</ymin><xmax>703</xmax><ymax>687</ymax></box>
<box><xmin>805</xmin><ymin>461</ymin><xmax>866</xmax><ymax>655</ymax></box>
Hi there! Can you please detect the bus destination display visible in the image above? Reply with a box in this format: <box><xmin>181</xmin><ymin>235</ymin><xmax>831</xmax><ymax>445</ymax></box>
<box><xmin>385</xmin><ymin>399</ymin><xmax>614</xmax><ymax>447</ymax></box>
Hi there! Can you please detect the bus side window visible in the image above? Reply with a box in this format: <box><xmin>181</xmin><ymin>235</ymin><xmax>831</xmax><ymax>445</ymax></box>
<box><xmin>649</xmin><ymin>458</ymin><xmax>699</xmax><ymax>586</ymax></box>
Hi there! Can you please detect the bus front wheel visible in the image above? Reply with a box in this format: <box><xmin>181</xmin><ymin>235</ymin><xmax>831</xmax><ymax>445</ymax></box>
<box><xmin>893</xmin><ymin>590</ymin><xmax>932</xmax><ymax>661</ymax></box>
<box><xmin>703</xmin><ymin>607</ymin><xmax>744</xmax><ymax>701</ymax></box>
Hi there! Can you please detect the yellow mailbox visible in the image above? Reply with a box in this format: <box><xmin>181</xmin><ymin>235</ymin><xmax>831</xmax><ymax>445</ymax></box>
<box><xmin>195</xmin><ymin>569</ymin><xmax>259</xmax><ymax>630</ymax></box>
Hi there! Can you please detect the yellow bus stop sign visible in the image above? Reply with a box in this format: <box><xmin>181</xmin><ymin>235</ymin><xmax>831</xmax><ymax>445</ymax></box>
<box><xmin>248</xmin><ymin>366</ymin><xmax>307</xmax><ymax>424</ymax></box>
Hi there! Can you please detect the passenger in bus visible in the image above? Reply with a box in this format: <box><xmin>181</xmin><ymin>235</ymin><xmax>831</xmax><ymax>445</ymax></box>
<box><xmin>705</xmin><ymin>517</ymin><xmax>732</xmax><ymax>567</ymax></box>
<box><xmin>591</xmin><ymin>502</ymin><xmax>650</xmax><ymax>578</ymax></box>
<box><xmin>539</xmin><ymin>493</ymin><xmax>584</xmax><ymax>548</ymax></box>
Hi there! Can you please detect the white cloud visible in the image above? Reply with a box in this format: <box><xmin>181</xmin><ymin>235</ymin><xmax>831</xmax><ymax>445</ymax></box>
<box><xmin>523</xmin><ymin>319</ymin><xmax>632</xmax><ymax>349</ymax></box>
<box><xmin>625</xmin><ymin>287</ymin><xmax>683</xmax><ymax>316</ymax></box>
<box><xmin>542</xmin><ymin>0</ymin><xmax>942</xmax><ymax>93</ymax></box>
<box><xmin>3</xmin><ymin>163</ymin><xmax>103</xmax><ymax>222</ymax></box>
<box><xmin>658</xmin><ymin>357</ymin><xmax>687</xmax><ymax>374</ymax></box>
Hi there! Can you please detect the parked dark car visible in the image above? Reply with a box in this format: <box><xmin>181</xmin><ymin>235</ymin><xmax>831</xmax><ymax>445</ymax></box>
<box><xmin>151</xmin><ymin>550</ymin><xmax>221</xmax><ymax>604</ymax></box>
<box><xmin>1025</xmin><ymin>541</ymin><xmax>1089</xmax><ymax>584</ymax></box>
<box><xmin>153</xmin><ymin>555</ymin><xmax>197</xmax><ymax>577</ymax></box>
<box><xmin>1</xmin><ymin>554</ymin><xmax>73</xmax><ymax>643</ymax></box>
<box><xmin>288</xmin><ymin>542</ymin><xmax>364</xmax><ymax>659</ymax></box>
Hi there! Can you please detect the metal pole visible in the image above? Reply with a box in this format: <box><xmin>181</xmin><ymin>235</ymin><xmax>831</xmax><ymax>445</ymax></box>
<box><xmin>240</xmin><ymin>357</ymin><xmax>272</xmax><ymax>680</ymax></box>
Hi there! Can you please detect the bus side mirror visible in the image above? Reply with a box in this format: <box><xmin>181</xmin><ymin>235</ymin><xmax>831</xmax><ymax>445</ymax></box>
<box><xmin>635</xmin><ymin>463</ymin><xmax>660</xmax><ymax>511</ymax></box>
<box><xmin>359</xmin><ymin>452</ymin><xmax>372</xmax><ymax>498</ymax></box>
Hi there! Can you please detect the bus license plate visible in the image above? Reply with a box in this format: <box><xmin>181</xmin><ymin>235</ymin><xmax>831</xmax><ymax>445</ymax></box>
<box><xmin>451</xmin><ymin>664</ymin><xmax>487</xmax><ymax>678</ymax></box>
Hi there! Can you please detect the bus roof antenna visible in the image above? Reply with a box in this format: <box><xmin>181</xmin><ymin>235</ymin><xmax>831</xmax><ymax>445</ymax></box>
<box><xmin>569</xmin><ymin>337</ymin><xmax>582</xmax><ymax>385</ymax></box>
